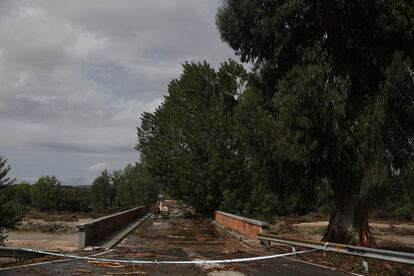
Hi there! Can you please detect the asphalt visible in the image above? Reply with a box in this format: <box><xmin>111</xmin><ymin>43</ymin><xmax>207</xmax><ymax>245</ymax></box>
<box><xmin>0</xmin><ymin>217</ymin><xmax>351</xmax><ymax>275</ymax></box>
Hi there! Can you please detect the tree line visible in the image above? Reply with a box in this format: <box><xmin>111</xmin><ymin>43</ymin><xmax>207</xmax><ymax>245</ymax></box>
<box><xmin>0</xmin><ymin>157</ymin><xmax>158</xmax><ymax>242</ymax></box>
<box><xmin>137</xmin><ymin>0</ymin><xmax>414</xmax><ymax>247</ymax></box>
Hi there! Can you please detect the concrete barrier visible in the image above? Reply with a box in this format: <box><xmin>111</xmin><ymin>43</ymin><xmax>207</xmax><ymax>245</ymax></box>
<box><xmin>77</xmin><ymin>206</ymin><xmax>147</xmax><ymax>249</ymax></box>
<box><xmin>214</xmin><ymin>211</ymin><xmax>269</xmax><ymax>240</ymax></box>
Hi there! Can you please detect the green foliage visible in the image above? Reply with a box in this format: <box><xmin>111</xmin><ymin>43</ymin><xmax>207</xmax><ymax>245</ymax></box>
<box><xmin>0</xmin><ymin>156</ymin><xmax>15</xmax><ymax>186</ymax></box>
<box><xmin>90</xmin><ymin>164</ymin><xmax>158</xmax><ymax>211</ymax></box>
<box><xmin>138</xmin><ymin>60</ymin><xmax>248</xmax><ymax>215</ymax></box>
<box><xmin>215</xmin><ymin>0</ymin><xmax>414</xmax><ymax>243</ymax></box>
<box><xmin>0</xmin><ymin>200</ymin><xmax>24</xmax><ymax>228</ymax></box>
<box><xmin>0</xmin><ymin>163</ymin><xmax>155</xmax><ymax>218</ymax></box>
<box><xmin>91</xmin><ymin>169</ymin><xmax>115</xmax><ymax>211</ymax></box>
<box><xmin>4</xmin><ymin>181</ymin><xmax>91</xmax><ymax>213</ymax></box>
<box><xmin>0</xmin><ymin>156</ymin><xmax>18</xmax><ymax>244</ymax></box>
<box><xmin>395</xmin><ymin>204</ymin><xmax>413</xmax><ymax>221</ymax></box>
<box><xmin>58</xmin><ymin>185</ymin><xmax>91</xmax><ymax>212</ymax></box>
<box><xmin>31</xmin><ymin>176</ymin><xmax>62</xmax><ymax>211</ymax></box>
<box><xmin>117</xmin><ymin>163</ymin><xmax>158</xmax><ymax>207</ymax></box>
<box><xmin>13</xmin><ymin>182</ymin><xmax>31</xmax><ymax>206</ymax></box>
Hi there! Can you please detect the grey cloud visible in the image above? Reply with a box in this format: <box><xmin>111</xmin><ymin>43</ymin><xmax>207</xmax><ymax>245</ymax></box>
<box><xmin>0</xmin><ymin>0</ymin><xmax>237</xmax><ymax>185</ymax></box>
<box><xmin>33</xmin><ymin>141</ymin><xmax>133</xmax><ymax>155</ymax></box>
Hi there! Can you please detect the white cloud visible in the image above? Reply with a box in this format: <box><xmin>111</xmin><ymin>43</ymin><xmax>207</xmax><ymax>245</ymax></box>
<box><xmin>88</xmin><ymin>162</ymin><xmax>108</xmax><ymax>173</ymax></box>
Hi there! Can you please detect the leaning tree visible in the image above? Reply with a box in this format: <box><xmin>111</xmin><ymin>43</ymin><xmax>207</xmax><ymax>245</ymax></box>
<box><xmin>217</xmin><ymin>0</ymin><xmax>414</xmax><ymax>246</ymax></box>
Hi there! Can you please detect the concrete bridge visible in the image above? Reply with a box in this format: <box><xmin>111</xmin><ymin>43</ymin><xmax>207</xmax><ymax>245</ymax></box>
<box><xmin>0</xmin><ymin>209</ymin><xmax>349</xmax><ymax>275</ymax></box>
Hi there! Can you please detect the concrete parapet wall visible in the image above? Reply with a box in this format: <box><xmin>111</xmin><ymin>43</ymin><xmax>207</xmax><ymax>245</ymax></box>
<box><xmin>77</xmin><ymin>206</ymin><xmax>147</xmax><ymax>249</ymax></box>
<box><xmin>214</xmin><ymin>211</ymin><xmax>269</xmax><ymax>240</ymax></box>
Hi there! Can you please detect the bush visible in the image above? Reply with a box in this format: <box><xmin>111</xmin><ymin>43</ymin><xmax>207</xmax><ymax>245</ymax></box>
<box><xmin>0</xmin><ymin>201</ymin><xmax>24</xmax><ymax>245</ymax></box>
<box><xmin>395</xmin><ymin>204</ymin><xmax>413</xmax><ymax>221</ymax></box>
<box><xmin>370</xmin><ymin>209</ymin><xmax>392</xmax><ymax>219</ymax></box>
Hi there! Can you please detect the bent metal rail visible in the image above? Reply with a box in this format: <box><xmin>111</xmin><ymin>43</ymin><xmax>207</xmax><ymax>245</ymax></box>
<box><xmin>257</xmin><ymin>233</ymin><xmax>414</xmax><ymax>265</ymax></box>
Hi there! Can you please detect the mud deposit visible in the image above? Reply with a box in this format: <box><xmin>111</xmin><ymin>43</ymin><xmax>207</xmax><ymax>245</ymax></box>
<box><xmin>3</xmin><ymin>217</ymin><xmax>92</xmax><ymax>252</ymax></box>
<box><xmin>272</xmin><ymin>219</ymin><xmax>414</xmax><ymax>251</ymax></box>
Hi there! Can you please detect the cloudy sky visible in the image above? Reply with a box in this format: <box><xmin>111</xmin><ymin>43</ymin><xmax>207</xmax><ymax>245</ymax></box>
<box><xmin>0</xmin><ymin>0</ymin><xmax>237</xmax><ymax>185</ymax></box>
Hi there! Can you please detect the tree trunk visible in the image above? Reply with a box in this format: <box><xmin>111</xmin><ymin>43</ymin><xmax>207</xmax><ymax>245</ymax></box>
<box><xmin>322</xmin><ymin>194</ymin><xmax>376</xmax><ymax>247</ymax></box>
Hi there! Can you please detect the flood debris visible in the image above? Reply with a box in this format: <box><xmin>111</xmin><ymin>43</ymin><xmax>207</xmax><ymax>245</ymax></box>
<box><xmin>157</xmin><ymin>199</ymin><xmax>195</xmax><ymax>218</ymax></box>
<box><xmin>106</xmin><ymin>272</ymin><xmax>148</xmax><ymax>275</ymax></box>
<box><xmin>87</xmin><ymin>260</ymin><xmax>126</xmax><ymax>268</ymax></box>
<box><xmin>73</xmin><ymin>268</ymin><xmax>93</xmax><ymax>274</ymax></box>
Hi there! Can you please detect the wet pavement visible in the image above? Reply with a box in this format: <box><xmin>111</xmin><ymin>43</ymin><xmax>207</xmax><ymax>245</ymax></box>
<box><xmin>0</xmin><ymin>217</ymin><xmax>350</xmax><ymax>275</ymax></box>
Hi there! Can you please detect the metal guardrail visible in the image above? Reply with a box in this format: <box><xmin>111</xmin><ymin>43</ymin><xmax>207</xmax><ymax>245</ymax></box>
<box><xmin>257</xmin><ymin>233</ymin><xmax>414</xmax><ymax>272</ymax></box>
<box><xmin>0</xmin><ymin>247</ymin><xmax>47</xmax><ymax>259</ymax></box>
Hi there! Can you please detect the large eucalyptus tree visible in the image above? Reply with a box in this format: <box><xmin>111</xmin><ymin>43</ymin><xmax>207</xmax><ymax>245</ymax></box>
<box><xmin>217</xmin><ymin>0</ymin><xmax>414</xmax><ymax>246</ymax></box>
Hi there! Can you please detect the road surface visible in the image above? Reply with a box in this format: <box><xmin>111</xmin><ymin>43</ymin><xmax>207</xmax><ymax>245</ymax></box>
<box><xmin>1</xmin><ymin>217</ymin><xmax>350</xmax><ymax>275</ymax></box>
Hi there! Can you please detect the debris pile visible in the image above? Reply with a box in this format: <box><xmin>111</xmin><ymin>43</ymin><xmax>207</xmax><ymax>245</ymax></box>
<box><xmin>157</xmin><ymin>200</ymin><xmax>195</xmax><ymax>218</ymax></box>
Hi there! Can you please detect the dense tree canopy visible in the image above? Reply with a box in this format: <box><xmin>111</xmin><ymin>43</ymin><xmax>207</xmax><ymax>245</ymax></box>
<box><xmin>31</xmin><ymin>176</ymin><xmax>62</xmax><ymax>211</ymax></box>
<box><xmin>90</xmin><ymin>164</ymin><xmax>158</xmax><ymax>211</ymax></box>
<box><xmin>217</xmin><ymin>0</ymin><xmax>414</xmax><ymax>245</ymax></box>
<box><xmin>115</xmin><ymin>163</ymin><xmax>158</xmax><ymax>208</ymax></box>
<box><xmin>137</xmin><ymin>0</ymin><xmax>414</xmax><ymax>247</ymax></box>
<box><xmin>138</xmin><ymin>61</ymin><xmax>248</xmax><ymax>215</ymax></box>
<box><xmin>91</xmin><ymin>169</ymin><xmax>116</xmax><ymax>210</ymax></box>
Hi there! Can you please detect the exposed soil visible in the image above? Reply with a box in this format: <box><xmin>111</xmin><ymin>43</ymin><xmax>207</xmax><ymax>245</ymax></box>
<box><xmin>271</xmin><ymin>216</ymin><xmax>414</xmax><ymax>252</ymax></box>
<box><xmin>3</xmin><ymin>212</ymin><xmax>93</xmax><ymax>252</ymax></box>
<box><xmin>14</xmin><ymin>217</ymin><xmax>92</xmax><ymax>233</ymax></box>
<box><xmin>262</xmin><ymin>214</ymin><xmax>414</xmax><ymax>275</ymax></box>
<box><xmin>4</xmin><ymin>231</ymin><xmax>79</xmax><ymax>252</ymax></box>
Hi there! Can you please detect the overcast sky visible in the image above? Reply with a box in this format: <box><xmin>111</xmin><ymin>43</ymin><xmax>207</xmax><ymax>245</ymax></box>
<box><xmin>0</xmin><ymin>0</ymin><xmax>237</xmax><ymax>185</ymax></box>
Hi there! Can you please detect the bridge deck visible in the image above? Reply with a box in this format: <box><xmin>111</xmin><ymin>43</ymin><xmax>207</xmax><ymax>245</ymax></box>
<box><xmin>0</xmin><ymin>217</ymin><xmax>349</xmax><ymax>275</ymax></box>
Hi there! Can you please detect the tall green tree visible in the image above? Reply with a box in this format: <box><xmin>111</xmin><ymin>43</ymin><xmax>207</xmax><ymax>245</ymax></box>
<box><xmin>13</xmin><ymin>182</ymin><xmax>32</xmax><ymax>206</ymax></box>
<box><xmin>138</xmin><ymin>60</ymin><xmax>248</xmax><ymax>215</ymax></box>
<box><xmin>91</xmin><ymin>169</ymin><xmax>115</xmax><ymax>211</ymax></box>
<box><xmin>217</xmin><ymin>0</ymin><xmax>414</xmax><ymax>246</ymax></box>
<box><xmin>116</xmin><ymin>163</ymin><xmax>158</xmax><ymax>208</ymax></box>
<box><xmin>230</xmin><ymin>87</ymin><xmax>319</xmax><ymax>220</ymax></box>
<box><xmin>0</xmin><ymin>156</ymin><xmax>18</xmax><ymax>244</ymax></box>
<box><xmin>31</xmin><ymin>176</ymin><xmax>62</xmax><ymax>211</ymax></box>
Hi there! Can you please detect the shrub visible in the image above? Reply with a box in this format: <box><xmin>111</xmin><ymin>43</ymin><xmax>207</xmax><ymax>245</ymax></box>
<box><xmin>395</xmin><ymin>204</ymin><xmax>413</xmax><ymax>221</ymax></box>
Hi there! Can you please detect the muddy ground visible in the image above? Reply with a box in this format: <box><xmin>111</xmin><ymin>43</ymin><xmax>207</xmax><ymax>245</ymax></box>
<box><xmin>270</xmin><ymin>214</ymin><xmax>414</xmax><ymax>251</ymax></box>
<box><xmin>3</xmin><ymin>212</ymin><xmax>93</xmax><ymax>252</ymax></box>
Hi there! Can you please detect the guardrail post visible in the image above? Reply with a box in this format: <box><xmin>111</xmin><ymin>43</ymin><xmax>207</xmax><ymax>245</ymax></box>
<box><xmin>292</xmin><ymin>246</ymin><xmax>296</xmax><ymax>256</ymax></box>
<box><xmin>78</xmin><ymin>228</ymin><xmax>86</xmax><ymax>249</ymax></box>
<box><xmin>362</xmin><ymin>258</ymin><xmax>369</xmax><ymax>273</ymax></box>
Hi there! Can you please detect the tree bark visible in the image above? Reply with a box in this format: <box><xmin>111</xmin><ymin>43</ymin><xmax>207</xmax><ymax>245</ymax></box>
<box><xmin>322</xmin><ymin>194</ymin><xmax>376</xmax><ymax>247</ymax></box>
